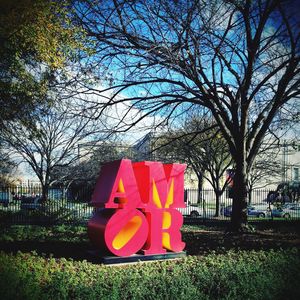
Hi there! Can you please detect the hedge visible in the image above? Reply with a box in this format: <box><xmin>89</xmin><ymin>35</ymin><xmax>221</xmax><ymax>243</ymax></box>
<box><xmin>0</xmin><ymin>224</ymin><xmax>87</xmax><ymax>243</ymax></box>
<box><xmin>0</xmin><ymin>249</ymin><xmax>300</xmax><ymax>300</ymax></box>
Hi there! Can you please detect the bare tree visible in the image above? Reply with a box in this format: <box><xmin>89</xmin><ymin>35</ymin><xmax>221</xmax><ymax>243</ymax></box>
<box><xmin>75</xmin><ymin>0</ymin><xmax>300</xmax><ymax>231</ymax></box>
<box><xmin>247</xmin><ymin>144</ymin><xmax>282</xmax><ymax>203</ymax></box>
<box><xmin>194</xmin><ymin>133</ymin><xmax>232</xmax><ymax>217</ymax></box>
<box><xmin>51</xmin><ymin>141</ymin><xmax>134</xmax><ymax>189</ymax></box>
<box><xmin>1</xmin><ymin>100</ymin><xmax>107</xmax><ymax>201</ymax></box>
<box><xmin>155</xmin><ymin>129</ymin><xmax>206</xmax><ymax>202</ymax></box>
<box><xmin>157</xmin><ymin>117</ymin><xmax>232</xmax><ymax>216</ymax></box>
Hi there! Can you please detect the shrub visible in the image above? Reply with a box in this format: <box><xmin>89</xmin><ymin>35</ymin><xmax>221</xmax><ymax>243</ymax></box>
<box><xmin>0</xmin><ymin>225</ymin><xmax>88</xmax><ymax>243</ymax></box>
<box><xmin>0</xmin><ymin>249</ymin><xmax>300</xmax><ymax>300</ymax></box>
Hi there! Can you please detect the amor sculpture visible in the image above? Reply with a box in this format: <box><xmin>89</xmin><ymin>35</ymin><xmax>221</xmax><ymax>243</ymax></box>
<box><xmin>88</xmin><ymin>159</ymin><xmax>186</xmax><ymax>257</ymax></box>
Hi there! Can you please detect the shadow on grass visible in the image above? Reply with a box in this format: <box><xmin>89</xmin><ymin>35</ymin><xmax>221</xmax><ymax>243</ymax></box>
<box><xmin>0</xmin><ymin>221</ymin><xmax>300</xmax><ymax>261</ymax></box>
<box><xmin>183</xmin><ymin>221</ymin><xmax>300</xmax><ymax>255</ymax></box>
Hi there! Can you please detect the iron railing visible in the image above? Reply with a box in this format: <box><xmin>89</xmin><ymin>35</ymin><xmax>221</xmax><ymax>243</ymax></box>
<box><xmin>0</xmin><ymin>186</ymin><xmax>299</xmax><ymax>224</ymax></box>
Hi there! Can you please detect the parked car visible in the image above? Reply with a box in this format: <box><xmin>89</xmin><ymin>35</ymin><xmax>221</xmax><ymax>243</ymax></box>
<box><xmin>0</xmin><ymin>191</ymin><xmax>12</xmax><ymax>207</ymax></box>
<box><xmin>223</xmin><ymin>203</ymin><xmax>273</xmax><ymax>218</ymax></box>
<box><xmin>20</xmin><ymin>195</ymin><xmax>43</xmax><ymax>210</ymax></box>
<box><xmin>272</xmin><ymin>203</ymin><xmax>300</xmax><ymax>218</ymax></box>
<box><xmin>177</xmin><ymin>203</ymin><xmax>215</xmax><ymax>218</ymax></box>
<box><xmin>223</xmin><ymin>205</ymin><xmax>232</xmax><ymax>217</ymax></box>
<box><xmin>177</xmin><ymin>204</ymin><xmax>201</xmax><ymax>217</ymax></box>
<box><xmin>247</xmin><ymin>203</ymin><xmax>272</xmax><ymax>218</ymax></box>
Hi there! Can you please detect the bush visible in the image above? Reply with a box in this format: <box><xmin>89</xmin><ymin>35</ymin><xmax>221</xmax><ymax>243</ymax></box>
<box><xmin>0</xmin><ymin>249</ymin><xmax>299</xmax><ymax>300</ymax></box>
<box><xmin>0</xmin><ymin>225</ymin><xmax>88</xmax><ymax>243</ymax></box>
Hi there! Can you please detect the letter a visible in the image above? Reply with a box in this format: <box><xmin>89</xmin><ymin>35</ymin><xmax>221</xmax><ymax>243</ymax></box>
<box><xmin>91</xmin><ymin>159</ymin><xmax>143</xmax><ymax>209</ymax></box>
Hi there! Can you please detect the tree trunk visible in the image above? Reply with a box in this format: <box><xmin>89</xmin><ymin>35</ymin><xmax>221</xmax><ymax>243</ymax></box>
<box><xmin>215</xmin><ymin>190</ymin><xmax>220</xmax><ymax>217</ymax></box>
<box><xmin>197</xmin><ymin>174</ymin><xmax>203</xmax><ymax>205</ymax></box>
<box><xmin>41</xmin><ymin>184</ymin><xmax>49</xmax><ymax>202</ymax></box>
<box><xmin>248</xmin><ymin>184</ymin><xmax>253</xmax><ymax>205</ymax></box>
<box><xmin>230</xmin><ymin>163</ymin><xmax>249</xmax><ymax>232</ymax></box>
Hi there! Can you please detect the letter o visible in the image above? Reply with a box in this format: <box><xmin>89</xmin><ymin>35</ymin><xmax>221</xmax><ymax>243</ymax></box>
<box><xmin>105</xmin><ymin>209</ymin><xmax>148</xmax><ymax>256</ymax></box>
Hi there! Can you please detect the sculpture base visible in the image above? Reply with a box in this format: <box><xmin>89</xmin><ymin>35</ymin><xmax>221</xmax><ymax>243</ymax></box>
<box><xmin>88</xmin><ymin>250</ymin><xmax>186</xmax><ymax>265</ymax></box>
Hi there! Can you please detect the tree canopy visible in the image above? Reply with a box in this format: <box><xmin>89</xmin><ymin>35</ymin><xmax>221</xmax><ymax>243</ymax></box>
<box><xmin>0</xmin><ymin>0</ymin><xmax>85</xmax><ymax>125</ymax></box>
<box><xmin>75</xmin><ymin>0</ymin><xmax>300</xmax><ymax>230</ymax></box>
<box><xmin>1</xmin><ymin>97</ymin><xmax>107</xmax><ymax>200</ymax></box>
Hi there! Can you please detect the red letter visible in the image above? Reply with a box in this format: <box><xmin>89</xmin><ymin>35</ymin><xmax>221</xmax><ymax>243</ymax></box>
<box><xmin>91</xmin><ymin>159</ymin><xmax>144</xmax><ymax>209</ymax></box>
<box><xmin>133</xmin><ymin>162</ymin><xmax>186</xmax><ymax>209</ymax></box>
<box><xmin>143</xmin><ymin>208</ymin><xmax>185</xmax><ymax>254</ymax></box>
<box><xmin>88</xmin><ymin>208</ymin><xmax>148</xmax><ymax>257</ymax></box>
<box><xmin>105</xmin><ymin>209</ymin><xmax>148</xmax><ymax>256</ymax></box>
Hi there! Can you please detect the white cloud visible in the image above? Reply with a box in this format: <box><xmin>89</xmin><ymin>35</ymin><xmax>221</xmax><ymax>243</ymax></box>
<box><xmin>64</xmin><ymin>84</ymin><xmax>161</xmax><ymax>144</ymax></box>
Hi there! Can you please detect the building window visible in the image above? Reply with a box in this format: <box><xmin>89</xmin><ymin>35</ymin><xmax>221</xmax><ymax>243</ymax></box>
<box><xmin>294</xmin><ymin>167</ymin><xmax>299</xmax><ymax>181</ymax></box>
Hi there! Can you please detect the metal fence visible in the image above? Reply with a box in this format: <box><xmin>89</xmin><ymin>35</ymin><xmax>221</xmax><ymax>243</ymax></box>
<box><xmin>0</xmin><ymin>186</ymin><xmax>299</xmax><ymax>225</ymax></box>
<box><xmin>0</xmin><ymin>185</ymin><xmax>94</xmax><ymax>225</ymax></box>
